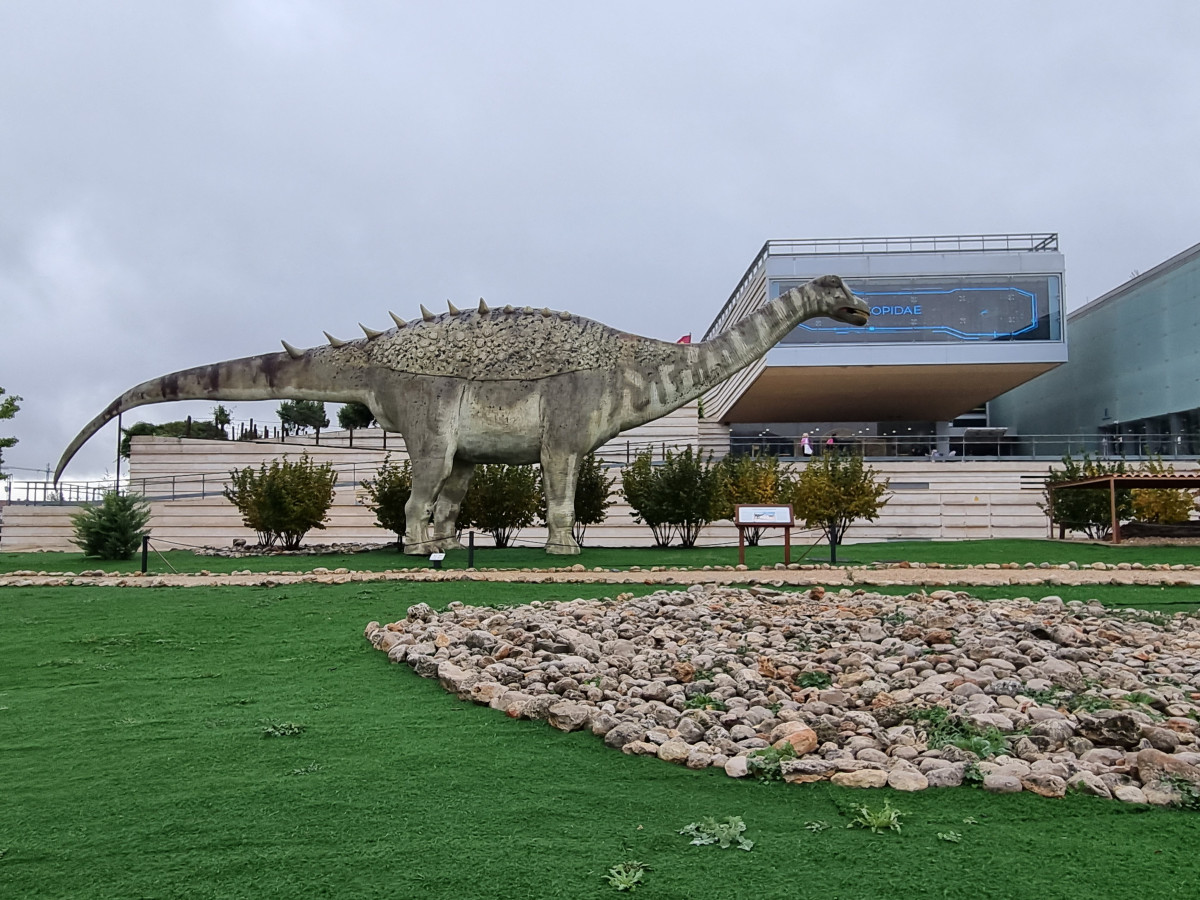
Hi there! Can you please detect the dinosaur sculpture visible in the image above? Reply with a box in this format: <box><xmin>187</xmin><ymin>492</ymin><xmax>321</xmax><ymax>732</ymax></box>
<box><xmin>57</xmin><ymin>275</ymin><xmax>869</xmax><ymax>554</ymax></box>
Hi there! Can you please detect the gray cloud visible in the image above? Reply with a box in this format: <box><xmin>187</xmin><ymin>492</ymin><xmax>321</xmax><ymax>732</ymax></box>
<box><xmin>2</xmin><ymin>0</ymin><xmax>1198</xmax><ymax>481</ymax></box>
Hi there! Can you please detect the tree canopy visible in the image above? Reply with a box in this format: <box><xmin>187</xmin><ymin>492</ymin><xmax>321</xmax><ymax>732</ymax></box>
<box><xmin>0</xmin><ymin>386</ymin><xmax>19</xmax><ymax>479</ymax></box>
<box><xmin>278</xmin><ymin>400</ymin><xmax>329</xmax><ymax>435</ymax></box>
<box><xmin>337</xmin><ymin>402</ymin><xmax>376</xmax><ymax>431</ymax></box>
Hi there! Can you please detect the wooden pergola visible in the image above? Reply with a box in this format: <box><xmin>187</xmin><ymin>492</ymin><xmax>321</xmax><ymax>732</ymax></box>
<box><xmin>1047</xmin><ymin>473</ymin><xmax>1200</xmax><ymax>543</ymax></box>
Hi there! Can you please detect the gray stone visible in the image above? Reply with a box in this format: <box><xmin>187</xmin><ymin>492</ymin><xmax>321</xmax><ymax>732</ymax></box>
<box><xmin>1066</xmin><ymin>771</ymin><xmax>1112</xmax><ymax>799</ymax></box>
<box><xmin>925</xmin><ymin>764</ymin><xmax>966</xmax><ymax>788</ymax></box>
<box><xmin>983</xmin><ymin>774</ymin><xmax>1024</xmax><ymax>794</ymax></box>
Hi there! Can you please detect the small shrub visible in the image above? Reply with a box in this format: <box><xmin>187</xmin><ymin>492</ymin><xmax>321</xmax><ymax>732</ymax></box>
<box><xmin>848</xmin><ymin>801</ymin><xmax>904</xmax><ymax>834</ymax></box>
<box><xmin>224</xmin><ymin>454</ymin><xmax>336</xmax><ymax>549</ymax></box>
<box><xmin>360</xmin><ymin>456</ymin><xmax>412</xmax><ymax>547</ymax></box>
<box><xmin>746</xmin><ymin>743</ymin><xmax>797</xmax><ymax>783</ymax></box>
<box><xmin>804</xmin><ymin>820</ymin><xmax>830</xmax><ymax>833</ymax></box>
<box><xmin>684</xmin><ymin>693</ymin><xmax>727</xmax><ymax>711</ymax></box>
<box><xmin>796</xmin><ymin>670</ymin><xmax>832</xmax><ymax>689</ymax></box>
<box><xmin>460</xmin><ymin>463</ymin><xmax>541</xmax><ymax>548</ymax></box>
<box><xmin>604</xmin><ymin>861</ymin><xmax>648</xmax><ymax>892</ymax></box>
<box><xmin>261</xmin><ymin>722</ymin><xmax>306</xmax><ymax>738</ymax></box>
<box><xmin>70</xmin><ymin>491</ymin><xmax>151</xmax><ymax>559</ymax></box>
<box><xmin>679</xmin><ymin>816</ymin><xmax>754</xmax><ymax>851</ymax></box>
<box><xmin>938</xmin><ymin>831</ymin><xmax>962</xmax><ymax>843</ymax></box>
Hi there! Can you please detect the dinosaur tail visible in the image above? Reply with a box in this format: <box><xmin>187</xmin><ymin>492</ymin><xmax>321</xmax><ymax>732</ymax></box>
<box><xmin>55</xmin><ymin>349</ymin><xmax>347</xmax><ymax>484</ymax></box>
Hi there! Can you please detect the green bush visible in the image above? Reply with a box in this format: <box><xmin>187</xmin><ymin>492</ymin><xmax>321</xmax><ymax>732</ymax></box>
<box><xmin>223</xmin><ymin>454</ymin><xmax>337</xmax><ymax>549</ymax></box>
<box><xmin>460</xmin><ymin>464</ymin><xmax>541</xmax><ymax>548</ymax></box>
<box><xmin>1042</xmin><ymin>453</ymin><xmax>1132</xmax><ymax>539</ymax></box>
<box><xmin>360</xmin><ymin>456</ymin><xmax>412</xmax><ymax>547</ymax></box>
<box><xmin>121</xmin><ymin>418</ymin><xmax>227</xmax><ymax>457</ymax></box>
<box><xmin>621</xmin><ymin>448</ymin><xmax>724</xmax><ymax>548</ymax></box>
<box><xmin>70</xmin><ymin>491</ymin><xmax>151</xmax><ymax>559</ymax></box>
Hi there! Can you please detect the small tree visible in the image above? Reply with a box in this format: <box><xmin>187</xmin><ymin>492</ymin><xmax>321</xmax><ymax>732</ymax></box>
<box><xmin>1042</xmin><ymin>453</ymin><xmax>1132</xmax><ymax>539</ymax></box>
<box><xmin>461</xmin><ymin>464</ymin><xmax>541</xmax><ymax>548</ymax></box>
<box><xmin>212</xmin><ymin>404</ymin><xmax>232</xmax><ymax>439</ymax></box>
<box><xmin>537</xmin><ymin>453</ymin><xmax>616</xmax><ymax>546</ymax></box>
<box><xmin>787</xmin><ymin>450</ymin><xmax>889</xmax><ymax>562</ymax></box>
<box><xmin>360</xmin><ymin>456</ymin><xmax>412</xmax><ymax>548</ymax></box>
<box><xmin>715</xmin><ymin>454</ymin><xmax>793</xmax><ymax>546</ymax></box>
<box><xmin>223</xmin><ymin>454</ymin><xmax>337</xmax><ymax>549</ymax></box>
<box><xmin>621</xmin><ymin>448</ymin><xmax>724</xmax><ymax>548</ymax></box>
<box><xmin>338</xmin><ymin>402</ymin><xmax>376</xmax><ymax>432</ymax></box>
<box><xmin>1130</xmin><ymin>456</ymin><xmax>1197</xmax><ymax>524</ymax></box>
<box><xmin>278</xmin><ymin>400</ymin><xmax>329</xmax><ymax>437</ymax></box>
<box><xmin>71</xmin><ymin>491</ymin><xmax>151</xmax><ymax>559</ymax></box>
<box><xmin>0</xmin><ymin>386</ymin><xmax>19</xmax><ymax>478</ymax></box>
<box><xmin>621</xmin><ymin>450</ymin><xmax>675</xmax><ymax>547</ymax></box>
<box><xmin>657</xmin><ymin>447</ymin><xmax>724</xmax><ymax>548</ymax></box>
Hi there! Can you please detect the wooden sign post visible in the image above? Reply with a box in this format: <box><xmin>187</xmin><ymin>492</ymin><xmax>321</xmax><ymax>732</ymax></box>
<box><xmin>735</xmin><ymin>504</ymin><xmax>795</xmax><ymax>567</ymax></box>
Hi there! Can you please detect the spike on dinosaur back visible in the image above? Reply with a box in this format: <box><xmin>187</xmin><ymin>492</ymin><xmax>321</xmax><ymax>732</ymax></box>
<box><xmin>447</xmin><ymin>301</ymin><xmax>461</xmax><ymax>316</ymax></box>
<box><xmin>360</xmin><ymin>323</ymin><xmax>384</xmax><ymax>340</ymax></box>
<box><xmin>281</xmin><ymin>340</ymin><xmax>304</xmax><ymax>359</ymax></box>
<box><xmin>324</xmin><ymin>331</ymin><xmax>348</xmax><ymax>348</ymax></box>
<box><xmin>420</xmin><ymin>305</ymin><xmax>435</xmax><ymax>322</ymax></box>
<box><xmin>389</xmin><ymin>311</ymin><xmax>407</xmax><ymax>328</ymax></box>
<box><xmin>478</xmin><ymin>298</ymin><xmax>489</xmax><ymax>314</ymax></box>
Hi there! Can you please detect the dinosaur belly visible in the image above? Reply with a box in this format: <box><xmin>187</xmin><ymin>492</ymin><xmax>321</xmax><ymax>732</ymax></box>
<box><xmin>454</xmin><ymin>382</ymin><xmax>543</xmax><ymax>464</ymax></box>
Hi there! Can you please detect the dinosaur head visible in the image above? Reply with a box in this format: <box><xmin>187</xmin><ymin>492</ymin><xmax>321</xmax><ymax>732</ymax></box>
<box><xmin>811</xmin><ymin>274</ymin><xmax>870</xmax><ymax>327</ymax></box>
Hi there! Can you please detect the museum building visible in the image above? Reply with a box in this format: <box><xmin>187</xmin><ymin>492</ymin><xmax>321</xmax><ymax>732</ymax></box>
<box><xmin>699</xmin><ymin>233</ymin><xmax>1068</xmax><ymax>456</ymax></box>
<box><xmin>988</xmin><ymin>238</ymin><xmax>1200</xmax><ymax>456</ymax></box>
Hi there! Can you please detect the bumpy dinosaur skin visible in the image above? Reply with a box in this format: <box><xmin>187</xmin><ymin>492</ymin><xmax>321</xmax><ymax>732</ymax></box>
<box><xmin>57</xmin><ymin>275</ymin><xmax>869</xmax><ymax>555</ymax></box>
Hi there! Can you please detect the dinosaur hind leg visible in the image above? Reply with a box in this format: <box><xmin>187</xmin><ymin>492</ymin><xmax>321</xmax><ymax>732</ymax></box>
<box><xmin>428</xmin><ymin>459</ymin><xmax>473</xmax><ymax>552</ymax></box>
<box><xmin>540</xmin><ymin>451</ymin><xmax>582</xmax><ymax>556</ymax></box>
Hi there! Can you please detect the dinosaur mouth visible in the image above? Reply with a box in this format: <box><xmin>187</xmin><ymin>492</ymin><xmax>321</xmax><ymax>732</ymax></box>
<box><xmin>838</xmin><ymin>307</ymin><xmax>869</xmax><ymax>327</ymax></box>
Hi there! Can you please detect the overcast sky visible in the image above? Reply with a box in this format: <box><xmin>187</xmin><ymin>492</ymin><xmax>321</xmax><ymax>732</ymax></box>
<box><xmin>2</xmin><ymin>1</ymin><xmax>1199</xmax><ymax>482</ymax></box>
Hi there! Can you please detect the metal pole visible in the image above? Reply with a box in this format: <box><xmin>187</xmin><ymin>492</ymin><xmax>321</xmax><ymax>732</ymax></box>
<box><xmin>115</xmin><ymin>412</ymin><xmax>123</xmax><ymax>494</ymax></box>
<box><xmin>141</xmin><ymin>535</ymin><xmax>149</xmax><ymax>573</ymax></box>
<box><xmin>468</xmin><ymin>530</ymin><xmax>475</xmax><ymax>568</ymax></box>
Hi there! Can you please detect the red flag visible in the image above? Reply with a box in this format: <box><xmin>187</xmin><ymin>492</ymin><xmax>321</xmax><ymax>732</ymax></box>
<box><xmin>677</xmin><ymin>334</ymin><xmax>692</xmax><ymax>343</ymax></box>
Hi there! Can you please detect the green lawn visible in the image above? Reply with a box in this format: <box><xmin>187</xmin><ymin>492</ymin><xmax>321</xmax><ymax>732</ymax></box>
<box><xmin>4</xmin><ymin>580</ymin><xmax>1200</xmax><ymax>899</ymax></box>
<box><xmin>4</xmin><ymin>537</ymin><xmax>1199</xmax><ymax>576</ymax></box>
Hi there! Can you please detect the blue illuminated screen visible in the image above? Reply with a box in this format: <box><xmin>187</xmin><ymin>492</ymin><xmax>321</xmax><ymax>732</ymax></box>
<box><xmin>774</xmin><ymin>274</ymin><xmax>1063</xmax><ymax>345</ymax></box>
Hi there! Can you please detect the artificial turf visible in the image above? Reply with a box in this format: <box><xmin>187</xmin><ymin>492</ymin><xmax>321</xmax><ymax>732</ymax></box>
<box><xmin>4</xmin><ymin>537</ymin><xmax>1200</xmax><ymax>576</ymax></box>
<box><xmin>3</xmin><ymin>580</ymin><xmax>1200</xmax><ymax>899</ymax></box>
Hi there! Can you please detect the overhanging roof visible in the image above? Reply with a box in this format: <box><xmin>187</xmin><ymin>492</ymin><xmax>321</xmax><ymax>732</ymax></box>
<box><xmin>717</xmin><ymin>362</ymin><xmax>1060</xmax><ymax>423</ymax></box>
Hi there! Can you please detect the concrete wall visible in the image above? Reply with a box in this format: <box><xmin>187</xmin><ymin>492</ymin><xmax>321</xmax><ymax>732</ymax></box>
<box><xmin>3</xmin><ymin>456</ymin><xmax>1099</xmax><ymax>553</ymax></box>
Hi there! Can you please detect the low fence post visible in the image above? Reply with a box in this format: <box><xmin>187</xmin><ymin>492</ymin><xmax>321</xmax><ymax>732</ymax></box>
<box><xmin>141</xmin><ymin>535</ymin><xmax>149</xmax><ymax>574</ymax></box>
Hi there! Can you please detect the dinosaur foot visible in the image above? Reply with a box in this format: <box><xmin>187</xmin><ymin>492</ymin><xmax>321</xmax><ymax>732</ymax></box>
<box><xmin>545</xmin><ymin>540</ymin><xmax>581</xmax><ymax>556</ymax></box>
<box><xmin>403</xmin><ymin>536</ymin><xmax>466</xmax><ymax>555</ymax></box>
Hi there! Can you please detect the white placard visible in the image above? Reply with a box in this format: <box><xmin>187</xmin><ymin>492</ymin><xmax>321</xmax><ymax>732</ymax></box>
<box><xmin>735</xmin><ymin>505</ymin><xmax>793</xmax><ymax>526</ymax></box>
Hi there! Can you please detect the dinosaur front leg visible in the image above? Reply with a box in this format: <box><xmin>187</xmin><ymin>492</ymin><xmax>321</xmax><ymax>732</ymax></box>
<box><xmin>428</xmin><ymin>459</ymin><xmax>474</xmax><ymax>552</ymax></box>
<box><xmin>540</xmin><ymin>451</ymin><xmax>582</xmax><ymax>555</ymax></box>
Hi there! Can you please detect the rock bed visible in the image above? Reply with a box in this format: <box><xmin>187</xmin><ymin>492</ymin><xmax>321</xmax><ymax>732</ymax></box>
<box><xmin>366</xmin><ymin>584</ymin><xmax>1200</xmax><ymax>805</ymax></box>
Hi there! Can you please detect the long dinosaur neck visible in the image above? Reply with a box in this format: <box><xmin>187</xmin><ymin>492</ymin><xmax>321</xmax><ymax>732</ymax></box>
<box><xmin>55</xmin><ymin>348</ymin><xmax>362</xmax><ymax>482</ymax></box>
<box><xmin>627</xmin><ymin>283</ymin><xmax>827</xmax><ymax>426</ymax></box>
